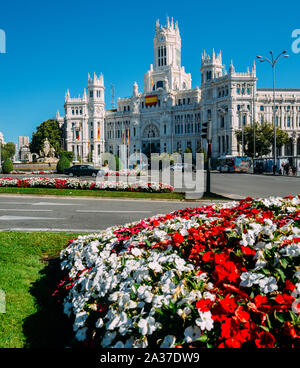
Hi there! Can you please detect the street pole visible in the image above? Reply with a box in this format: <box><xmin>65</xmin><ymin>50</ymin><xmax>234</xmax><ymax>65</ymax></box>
<box><xmin>272</xmin><ymin>61</ymin><xmax>276</xmax><ymax>173</ymax></box>
<box><xmin>257</xmin><ymin>50</ymin><xmax>289</xmax><ymax>175</ymax></box>
<box><xmin>206</xmin><ymin>120</ymin><xmax>212</xmax><ymax>195</ymax></box>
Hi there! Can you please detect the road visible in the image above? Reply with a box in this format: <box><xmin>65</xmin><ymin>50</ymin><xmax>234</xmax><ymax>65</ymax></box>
<box><xmin>0</xmin><ymin>196</ymin><xmax>211</xmax><ymax>233</ymax></box>
<box><xmin>210</xmin><ymin>172</ymin><xmax>300</xmax><ymax>198</ymax></box>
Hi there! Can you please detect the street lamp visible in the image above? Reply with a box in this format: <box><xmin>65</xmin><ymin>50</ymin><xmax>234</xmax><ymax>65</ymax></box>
<box><xmin>256</xmin><ymin>51</ymin><xmax>289</xmax><ymax>174</ymax></box>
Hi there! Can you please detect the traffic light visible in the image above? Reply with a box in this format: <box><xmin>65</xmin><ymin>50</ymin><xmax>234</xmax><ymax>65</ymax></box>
<box><xmin>201</xmin><ymin>121</ymin><xmax>212</xmax><ymax>140</ymax></box>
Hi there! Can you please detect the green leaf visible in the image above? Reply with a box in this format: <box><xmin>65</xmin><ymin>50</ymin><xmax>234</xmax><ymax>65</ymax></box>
<box><xmin>197</xmin><ymin>334</ymin><xmax>208</xmax><ymax>342</ymax></box>
<box><xmin>274</xmin><ymin>311</ymin><xmax>285</xmax><ymax>323</ymax></box>
<box><xmin>275</xmin><ymin>268</ymin><xmax>286</xmax><ymax>283</ymax></box>
<box><xmin>259</xmin><ymin>325</ymin><xmax>270</xmax><ymax>332</ymax></box>
<box><xmin>279</xmin><ymin>258</ymin><xmax>289</xmax><ymax>269</ymax></box>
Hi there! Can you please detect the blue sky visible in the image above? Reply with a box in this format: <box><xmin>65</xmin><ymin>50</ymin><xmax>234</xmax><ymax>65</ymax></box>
<box><xmin>0</xmin><ymin>0</ymin><xmax>300</xmax><ymax>144</ymax></box>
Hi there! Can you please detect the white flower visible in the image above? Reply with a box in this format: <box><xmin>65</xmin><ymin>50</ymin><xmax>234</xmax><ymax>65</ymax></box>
<box><xmin>160</xmin><ymin>335</ymin><xmax>176</xmax><ymax>348</ymax></box>
<box><xmin>73</xmin><ymin>311</ymin><xmax>88</xmax><ymax>331</ymax></box>
<box><xmin>96</xmin><ymin>317</ymin><xmax>103</xmax><ymax>328</ymax></box>
<box><xmin>195</xmin><ymin>311</ymin><xmax>214</xmax><ymax>331</ymax></box>
<box><xmin>148</xmin><ymin>261</ymin><xmax>163</xmax><ymax>273</ymax></box>
<box><xmin>138</xmin><ymin>316</ymin><xmax>160</xmax><ymax>336</ymax></box>
<box><xmin>184</xmin><ymin>325</ymin><xmax>201</xmax><ymax>343</ymax></box>
<box><xmin>280</xmin><ymin>243</ymin><xmax>300</xmax><ymax>257</ymax></box>
<box><xmin>258</xmin><ymin>276</ymin><xmax>278</xmax><ymax>294</ymax></box>
<box><xmin>75</xmin><ymin>327</ymin><xmax>88</xmax><ymax>341</ymax></box>
<box><xmin>131</xmin><ymin>247</ymin><xmax>142</xmax><ymax>257</ymax></box>
<box><xmin>101</xmin><ymin>331</ymin><xmax>117</xmax><ymax>347</ymax></box>
<box><xmin>240</xmin><ymin>272</ymin><xmax>264</xmax><ymax>288</ymax></box>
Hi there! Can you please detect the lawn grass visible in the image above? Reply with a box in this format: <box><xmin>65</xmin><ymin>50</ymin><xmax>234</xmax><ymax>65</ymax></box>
<box><xmin>0</xmin><ymin>187</ymin><xmax>229</xmax><ymax>201</ymax></box>
<box><xmin>0</xmin><ymin>186</ymin><xmax>185</xmax><ymax>200</ymax></box>
<box><xmin>0</xmin><ymin>231</ymin><xmax>81</xmax><ymax>348</ymax></box>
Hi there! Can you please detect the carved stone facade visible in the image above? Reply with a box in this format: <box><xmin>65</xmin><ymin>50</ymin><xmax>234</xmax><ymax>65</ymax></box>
<box><xmin>58</xmin><ymin>17</ymin><xmax>300</xmax><ymax>162</ymax></box>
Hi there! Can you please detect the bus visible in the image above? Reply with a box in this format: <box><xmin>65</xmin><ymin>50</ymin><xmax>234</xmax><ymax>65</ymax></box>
<box><xmin>217</xmin><ymin>155</ymin><xmax>252</xmax><ymax>173</ymax></box>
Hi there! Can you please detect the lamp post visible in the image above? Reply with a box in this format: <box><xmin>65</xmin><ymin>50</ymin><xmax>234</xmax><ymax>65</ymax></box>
<box><xmin>256</xmin><ymin>51</ymin><xmax>289</xmax><ymax>174</ymax></box>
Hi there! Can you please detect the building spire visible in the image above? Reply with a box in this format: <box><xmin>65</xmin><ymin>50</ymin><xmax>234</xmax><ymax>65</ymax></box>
<box><xmin>229</xmin><ymin>60</ymin><xmax>235</xmax><ymax>73</ymax></box>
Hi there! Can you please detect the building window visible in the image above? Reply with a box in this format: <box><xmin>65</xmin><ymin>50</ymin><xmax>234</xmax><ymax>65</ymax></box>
<box><xmin>157</xmin><ymin>80</ymin><xmax>164</xmax><ymax>89</ymax></box>
<box><xmin>90</xmin><ymin>91</ymin><xmax>93</xmax><ymax>98</ymax></box>
<box><xmin>72</xmin><ymin>109</ymin><xmax>74</xmax><ymax>115</ymax></box>
<box><xmin>260</xmin><ymin>105</ymin><xmax>264</xmax><ymax>111</ymax></box>
<box><xmin>164</xmin><ymin>124</ymin><xmax>166</xmax><ymax>135</ymax></box>
<box><xmin>287</xmin><ymin>116</ymin><xmax>291</xmax><ymax>127</ymax></box>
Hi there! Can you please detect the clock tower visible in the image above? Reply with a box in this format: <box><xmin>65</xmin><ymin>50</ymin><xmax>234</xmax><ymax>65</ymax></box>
<box><xmin>144</xmin><ymin>17</ymin><xmax>191</xmax><ymax>92</ymax></box>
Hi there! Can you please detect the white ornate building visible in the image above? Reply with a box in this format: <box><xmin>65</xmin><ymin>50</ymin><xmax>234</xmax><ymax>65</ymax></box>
<box><xmin>58</xmin><ymin>17</ymin><xmax>300</xmax><ymax>163</ymax></box>
<box><xmin>0</xmin><ymin>131</ymin><xmax>5</xmax><ymax>145</ymax></box>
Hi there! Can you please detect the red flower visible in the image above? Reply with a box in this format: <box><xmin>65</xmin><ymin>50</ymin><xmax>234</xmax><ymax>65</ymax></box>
<box><xmin>241</xmin><ymin>246</ymin><xmax>256</xmax><ymax>255</ymax></box>
<box><xmin>274</xmin><ymin>293</ymin><xmax>295</xmax><ymax>312</ymax></box>
<box><xmin>234</xmin><ymin>306</ymin><xmax>250</xmax><ymax>324</ymax></box>
<box><xmin>196</xmin><ymin>298</ymin><xmax>213</xmax><ymax>312</ymax></box>
<box><xmin>285</xmin><ymin>280</ymin><xmax>296</xmax><ymax>292</ymax></box>
<box><xmin>255</xmin><ymin>331</ymin><xmax>275</xmax><ymax>348</ymax></box>
<box><xmin>202</xmin><ymin>251</ymin><xmax>213</xmax><ymax>262</ymax></box>
<box><xmin>171</xmin><ymin>232</ymin><xmax>184</xmax><ymax>246</ymax></box>
<box><xmin>219</xmin><ymin>294</ymin><xmax>237</xmax><ymax>314</ymax></box>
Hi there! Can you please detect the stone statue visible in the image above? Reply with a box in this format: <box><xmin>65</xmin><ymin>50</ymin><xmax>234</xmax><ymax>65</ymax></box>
<box><xmin>42</xmin><ymin>138</ymin><xmax>50</xmax><ymax>157</ymax></box>
<box><xmin>38</xmin><ymin>138</ymin><xmax>58</xmax><ymax>163</ymax></box>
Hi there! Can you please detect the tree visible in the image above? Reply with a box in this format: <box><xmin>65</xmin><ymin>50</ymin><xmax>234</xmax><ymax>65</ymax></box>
<box><xmin>2</xmin><ymin>157</ymin><xmax>13</xmax><ymax>173</ymax></box>
<box><xmin>30</xmin><ymin>119</ymin><xmax>63</xmax><ymax>156</ymax></box>
<box><xmin>60</xmin><ymin>151</ymin><xmax>74</xmax><ymax>162</ymax></box>
<box><xmin>1</xmin><ymin>142</ymin><xmax>16</xmax><ymax>161</ymax></box>
<box><xmin>235</xmin><ymin>122</ymin><xmax>289</xmax><ymax>158</ymax></box>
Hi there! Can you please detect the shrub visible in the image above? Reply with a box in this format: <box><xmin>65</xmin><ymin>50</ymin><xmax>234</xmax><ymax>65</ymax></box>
<box><xmin>2</xmin><ymin>157</ymin><xmax>13</xmax><ymax>173</ymax></box>
<box><xmin>56</xmin><ymin>155</ymin><xmax>71</xmax><ymax>174</ymax></box>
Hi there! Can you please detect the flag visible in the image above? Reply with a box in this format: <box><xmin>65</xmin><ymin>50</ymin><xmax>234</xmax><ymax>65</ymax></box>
<box><xmin>145</xmin><ymin>95</ymin><xmax>158</xmax><ymax>106</ymax></box>
<box><xmin>150</xmin><ymin>74</ymin><xmax>154</xmax><ymax>86</ymax></box>
<box><xmin>97</xmin><ymin>122</ymin><xmax>100</xmax><ymax>140</ymax></box>
<box><xmin>78</xmin><ymin>123</ymin><xmax>81</xmax><ymax>140</ymax></box>
<box><xmin>122</xmin><ymin>128</ymin><xmax>125</xmax><ymax>144</ymax></box>
<box><xmin>127</xmin><ymin>129</ymin><xmax>129</xmax><ymax>145</ymax></box>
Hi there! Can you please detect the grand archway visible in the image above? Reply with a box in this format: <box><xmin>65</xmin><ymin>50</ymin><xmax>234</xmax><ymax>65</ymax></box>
<box><xmin>142</xmin><ymin>123</ymin><xmax>160</xmax><ymax>157</ymax></box>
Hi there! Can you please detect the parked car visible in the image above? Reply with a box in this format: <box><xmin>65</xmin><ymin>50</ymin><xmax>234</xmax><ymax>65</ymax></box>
<box><xmin>64</xmin><ymin>165</ymin><xmax>105</xmax><ymax>177</ymax></box>
<box><xmin>170</xmin><ymin>163</ymin><xmax>196</xmax><ymax>172</ymax></box>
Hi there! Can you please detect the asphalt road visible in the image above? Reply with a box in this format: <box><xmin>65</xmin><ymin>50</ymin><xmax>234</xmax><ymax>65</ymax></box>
<box><xmin>210</xmin><ymin>172</ymin><xmax>300</xmax><ymax>198</ymax></box>
<box><xmin>0</xmin><ymin>196</ymin><xmax>210</xmax><ymax>233</ymax></box>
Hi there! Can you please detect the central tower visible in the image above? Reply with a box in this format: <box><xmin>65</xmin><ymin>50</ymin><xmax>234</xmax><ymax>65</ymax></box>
<box><xmin>144</xmin><ymin>17</ymin><xmax>191</xmax><ymax>93</ymax></box>
<box><xmin>153</xmin><ymin>17</ymin><xmax>181</xmax><ymax>70</ymax></box>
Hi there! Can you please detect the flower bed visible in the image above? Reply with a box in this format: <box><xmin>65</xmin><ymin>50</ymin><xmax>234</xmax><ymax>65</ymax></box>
<box><xmin>0</xmin><ymin>177</ymin><xmax>173</xmax><ymax>193</ymax></box>
<box><xmin>104</xmin><ymin>169</ymin><xmax>147</xmax><ymax>177</ymax></box>
<box><xmin>55</xmin><ymin>196</ymin><xmax>300</xmax><ymax>348</ymax></box>
<box><xmin>10</xmin><ymin>170</ymin><xmax>55</xmax><ymax>175</ymax></box>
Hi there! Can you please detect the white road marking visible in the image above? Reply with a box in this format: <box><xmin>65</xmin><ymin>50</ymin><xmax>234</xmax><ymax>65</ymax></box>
<box><xmin>0</xmin><ymin>227</ymin><xmax>103</xmax><ymax>233</ymax></box>
<box><xmin>0</xmin><ymin>209</ymin><xmax>53</xmax><ymax>212</ymax></box>
<box><xmin>0</xmin><ymin>216</ymin><xmax>64</xmax><ymax>220</ymax></box>
<box><xmin>76</xmin><ymin>210</ymin><xmax>152</xmax><ymax>213</ymax></box>
<box><xmin>32</xmin><ymin>202</ymin><xmax>81</xmax><ymax>206</ymax></box>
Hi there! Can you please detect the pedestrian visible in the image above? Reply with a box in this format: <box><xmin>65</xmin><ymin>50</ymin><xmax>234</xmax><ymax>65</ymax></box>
<box><xmin>284</xmin><ymin>163</ymin><xmax>289</xmax><ymax>176</ymax></box>
<box><xmin>292</xmin><ymin>166</ymin><xmax>296</xmax><ymax>176</ymax></box>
